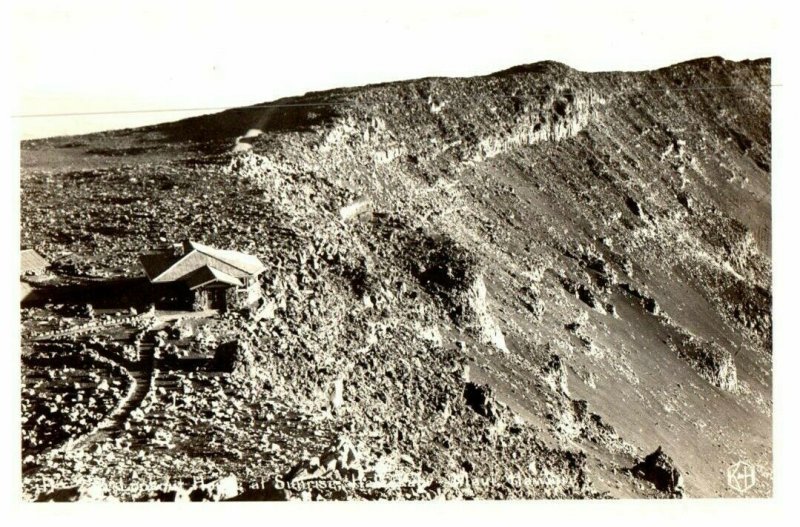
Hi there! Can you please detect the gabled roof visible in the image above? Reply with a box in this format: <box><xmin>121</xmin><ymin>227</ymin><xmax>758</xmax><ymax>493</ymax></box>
<box><xmin>139</xmin><ymin>240</ymin><xmax>264</xmax><ymax>287</ymax></box>
<box><xmin>187</xmin><ymin>241</ymin><xmax>265</xmax><ymax>276</ymax></box>
<box><xmin>183</xmin><ymin>265</ymin><xmax>243</xmax><ymax>290</ymax></box>
<box><xmin>21</xmin><ymin>249</ymin><xmax>49</xmax><ymax>273</ymax></box>
<box><xmin>140</xmin><ymin>252</ymin><xmax>179</xmax><ymax>281</ymax></box>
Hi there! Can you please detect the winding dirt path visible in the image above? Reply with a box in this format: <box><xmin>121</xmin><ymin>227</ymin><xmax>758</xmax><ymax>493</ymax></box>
<box><xmin>84</xmin><ymin>335</ymin><xmax>155</xmax><ymax>445</ymax></box>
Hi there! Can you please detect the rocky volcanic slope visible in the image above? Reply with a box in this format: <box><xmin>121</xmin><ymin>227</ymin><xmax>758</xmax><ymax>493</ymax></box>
<box><xmin>20</xmin><ymin>57</ymin><xmax>771</xmax><ymax>499</ymax></box>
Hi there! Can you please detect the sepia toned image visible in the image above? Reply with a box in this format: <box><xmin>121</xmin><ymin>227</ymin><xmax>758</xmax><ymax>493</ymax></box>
<box><xmin>11</xmin><ymin>1</ymin><xmax>778</xmax><ymax>507</ymax></box>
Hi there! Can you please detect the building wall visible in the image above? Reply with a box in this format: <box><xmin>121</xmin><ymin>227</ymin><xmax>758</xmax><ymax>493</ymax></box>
<box><xmin>192</xmin><ymin>289</ymin><xmax>210</xmax><ymax>311</ymax></box>
<box><xmin>192</xmin><ymin>282</ymin><xmax>260</xmax><ymax>312</ymax></box>
<box><xmin>186</xmin><ymin>273</ymin><xmax>263</xmax><ymax>312</ymax></box>
<box><xmin>230</xmin><ymin>280</ymin><xmax>261</xmax><ymax>310</ymax></box>
<box><xmin>192</xmin><ymin>287</ymin><xmax>230</xmax><ymax>311</ymax></box>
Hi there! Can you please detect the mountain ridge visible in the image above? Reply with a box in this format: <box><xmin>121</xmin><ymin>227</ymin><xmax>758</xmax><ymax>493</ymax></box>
<box><xmin>21</xmin><ymin>56</ymin><xmax>769</xmax><ymax>145</ymax></box>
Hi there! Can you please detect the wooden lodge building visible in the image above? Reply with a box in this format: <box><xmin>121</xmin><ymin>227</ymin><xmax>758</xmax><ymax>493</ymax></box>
<box><xmin>140</xmin><ymin>240</ymin><xmax>265</xmax><ymax>312</ymax></box>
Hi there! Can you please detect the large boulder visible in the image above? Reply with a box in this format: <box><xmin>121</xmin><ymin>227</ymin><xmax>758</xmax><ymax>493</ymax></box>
<box><xmin>463</xmin><ymin>382</ymin><xmax>497</xmax><ymax>420</ymax></box>
<box><xmin>214</xmin><ymin>340</ymin><xmax>256</xmax><ymax>380</ymax></box>
<box><xmin>630</xmin><ymin>447</ymin><xmax>684</xmax><ymax>497</ymax></box>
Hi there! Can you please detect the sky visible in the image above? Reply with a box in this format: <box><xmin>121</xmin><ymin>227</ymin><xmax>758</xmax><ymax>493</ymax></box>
<box><xmin>10</xmin><ymin>0</ymin><xmax>780</xmax><ymax>139</ymax></box>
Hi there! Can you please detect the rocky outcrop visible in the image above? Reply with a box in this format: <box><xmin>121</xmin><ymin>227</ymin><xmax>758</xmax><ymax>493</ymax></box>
<box><xmin>629</xmin><ymin>447</ymin><xmax>684</xmax><ymax>497</ymax></box>
<box><xmin>671</xmin><ymin>333</ymin><xmax>738</xmax><ymax>392</ymax></box>
<box><xmin>214</xmin><ymin>339</ymin><xmax>257</xmax><ymax>381</ymax></box>
<box><xmin>469</xmin><ymin>89</ymin><xmax>602</xmax><ymax>162</ymax></box>
<box><xmin>463</xmin><ymin>382</ymin><xmax>497</xmax><ymax>420</ymax></box>
<box><xmin>458</xmin><ymin>276</ymin><xmax>510</xmax><ymax>353</ymax></box>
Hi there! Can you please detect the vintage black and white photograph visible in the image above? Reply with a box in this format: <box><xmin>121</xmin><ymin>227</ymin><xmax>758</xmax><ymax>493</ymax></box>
<box><xmin>6</xmin><ymin>0</ymin><xmax>789</xmax><ymax>513</ymax></box>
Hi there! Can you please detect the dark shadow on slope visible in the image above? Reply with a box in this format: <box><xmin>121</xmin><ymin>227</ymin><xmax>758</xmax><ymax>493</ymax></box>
<box><xmin>22</xmin><ymin>277</ymin><xmax>192</xmax><ymax>312</ymax></box>
<box><xmin>137</xmin><ymin>96</ymin><xmax>346</xmax><ymax>154</ymax></box>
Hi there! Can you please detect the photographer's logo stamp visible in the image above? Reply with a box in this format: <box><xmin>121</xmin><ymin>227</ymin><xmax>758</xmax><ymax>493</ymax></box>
<box><xmin>727</xmin><ymin>461</ymin><xmax>756</xmax><ymax>494</ymax></box>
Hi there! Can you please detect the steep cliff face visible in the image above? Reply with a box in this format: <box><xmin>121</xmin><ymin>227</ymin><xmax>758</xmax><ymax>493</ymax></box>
<box><xmin>20</xmin><ymin>57</ymin><xmax>771</xmax><ymax>499</ymax></box>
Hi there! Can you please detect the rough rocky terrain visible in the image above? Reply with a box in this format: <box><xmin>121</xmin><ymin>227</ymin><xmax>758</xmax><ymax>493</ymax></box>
<box><xmin>19</xmin><ymin>57</ymin><xmax>771</xmax><ymax>500</ymax></box>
